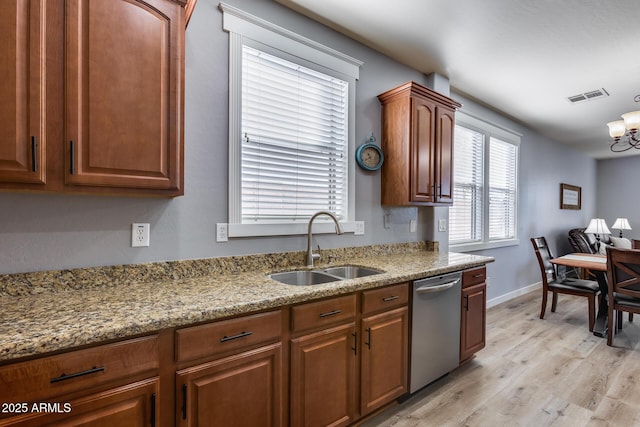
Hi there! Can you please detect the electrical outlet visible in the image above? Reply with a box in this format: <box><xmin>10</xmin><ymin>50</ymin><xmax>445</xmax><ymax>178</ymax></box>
<box><xmin>438</xmin><ymin>219</ymin><xmax>447</xmax><ymax>232</ymax></box>
<box><xmin>131</xmin><ymin>223</ymin><xmax>150</xmax><ymax>247</ymax></box>
<box><xmin>216</xmin><ymin>223</ymin><xmax>228</xmax><ymax>242</ymax></box>
<box><xmin>354</xmin><ymin>221</ymin><xmax>365</xmax><ymax>235</ymax></box>
<box><xmin>410</xmin><ymin>219</ymin><xmax>417</xmax><ymax>233</ymax></box>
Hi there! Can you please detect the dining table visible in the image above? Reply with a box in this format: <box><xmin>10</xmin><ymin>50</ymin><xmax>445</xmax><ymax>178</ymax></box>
<box><xmin>550</xmin><ymin>253</ymin><xmax>608</xmax><ymax>337</ymax></box>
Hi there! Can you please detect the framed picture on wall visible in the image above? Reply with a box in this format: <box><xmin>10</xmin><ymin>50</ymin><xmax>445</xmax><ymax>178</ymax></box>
<box><xmin>560</xmin><ymin>183</ymin><xmax>581</xmax><ymax>210</ymax></box>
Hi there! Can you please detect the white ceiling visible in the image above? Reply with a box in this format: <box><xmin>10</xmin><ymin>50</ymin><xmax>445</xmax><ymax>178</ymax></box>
<box><xmin>275</xmin><ymin>0</ymin><xmax>640</xmax><ymax>159</ymax></box>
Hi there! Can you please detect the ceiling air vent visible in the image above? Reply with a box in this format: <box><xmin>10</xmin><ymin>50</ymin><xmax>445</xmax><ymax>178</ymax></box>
<box><xmin>567</xmin><ymin>88</ymin><xmax>609</xmax><ymax>103</ymax></box>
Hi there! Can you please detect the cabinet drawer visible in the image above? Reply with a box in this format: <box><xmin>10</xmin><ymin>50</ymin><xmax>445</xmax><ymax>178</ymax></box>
<box><xmin>462</xmin><ymin>267</ymin><xmax>486</xmax><ymax>288</ymax></box>
<box><xmin>0</xmin><ymin>335</ymin><xmax>158</xmax><ymax>403</ymax></box>
<box><xmin>176</xmin><ymin>310</ymin><xmax>282</xmax><ymax>363</ymax></box>
<box><xmin>291</xmin><ymin>294</ymin><xmax>357</xmax><ymax>333</ymax></box>
<box><xmin>362</xmin><ymin>283</ymin><xmax>408</xmax><ymax>315</ymax></box>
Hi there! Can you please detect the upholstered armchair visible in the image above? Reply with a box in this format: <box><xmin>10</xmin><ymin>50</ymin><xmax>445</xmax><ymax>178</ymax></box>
<box><xmin>568</xmin><ymin>228</ymin><xmax>612</xmax><ymax>254</ymax></box>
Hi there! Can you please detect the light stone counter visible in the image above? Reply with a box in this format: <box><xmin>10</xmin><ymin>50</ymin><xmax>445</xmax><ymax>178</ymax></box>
<box><xmin>0</xmin><ymin>242</ymin><xmax>493</xmax><ymax>363</ymax></box>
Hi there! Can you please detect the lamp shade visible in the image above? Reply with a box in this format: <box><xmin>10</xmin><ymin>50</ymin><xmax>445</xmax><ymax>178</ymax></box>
<box><xmin>585</xmin><ymin>218</ymin><xmax>611</xmax><ymax>235</ymax></box>
<box><xmin>622</xmin><ymin>111</ymin><xmax>640</xmax><ymax>131</ymax></box>
<box><xmin>607</xmin><ymin>120</ymin><xmax>627</xmax><ymax>138</ymax></box>
<box><xmin>611</xmin><ymin>218</ymin><xmax>632</xmax><ymax>231</ymax></box>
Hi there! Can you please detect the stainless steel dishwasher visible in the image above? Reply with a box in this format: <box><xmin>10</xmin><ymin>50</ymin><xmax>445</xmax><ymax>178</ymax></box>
<box><xmin>410</xmin><ymin>271</ymin><xmax>462</xmax><ymax>393</ymax></box>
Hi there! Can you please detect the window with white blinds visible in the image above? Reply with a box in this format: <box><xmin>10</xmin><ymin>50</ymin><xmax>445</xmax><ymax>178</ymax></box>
<box><xmin>221</xmin><ymin>4</ymin><xmax>362</xmax><ymax>237</ymax></box>
<box><xmin>241</xmin><ymin>45</ymin><xmax>348</xmax><ymax>223</ymax></box>
<box><xmin>449</xmin><ymin>127</ymin><xmax>484</xmax><ymax>244</ymax></box>
<box><xmin>450</xmin><ymin>112</ymin><xmax>520</xmax><ymax>250</ymax></box>
<box><xmin>489</xmin><ymin>138</ymin><xmax>518</xmax><ymax>240</ymax></box>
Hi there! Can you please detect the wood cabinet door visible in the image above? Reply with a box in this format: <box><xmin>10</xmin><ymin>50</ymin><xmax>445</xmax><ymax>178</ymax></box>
<box><xmin>360</xmin><ymin>306</ymin><xmax>408</xmax><ymax>416</ymax></box>
<box><xmin>0</xmin><ymin>378</ymin><xmax>158</xmax><ymax>427</ymax></box>
<box><xmin>176</xmin><ymin>343</ymin><xmax>283</xmax><ymax>427</ymax></box>
<box><xmin>410</xmin><ymin>96</ymin><xmax>436</xmax><ymax>203</ymax></box>
<box><xmin>435</xmin><ymin>106</ymin><xmax>455</xmax><ymax>204</ymax></box>
<box><xmin>64</xmin><ymin>0</ymin><xmax>183</xmax><ymax>193</ymax></box>
<box><xmin>460</xmin><ymin>283</ymin><xmax>487</xmax><ymax>362</ymax></box>
<box><xmin>290</xmin><ymin>323</ymin><xmax>357</xmax><ymax>427</ymax></box>
<box><xmin>0</xmin><ymin>0</ymin><xmax>46</xmax><ymax>184</ymax></box>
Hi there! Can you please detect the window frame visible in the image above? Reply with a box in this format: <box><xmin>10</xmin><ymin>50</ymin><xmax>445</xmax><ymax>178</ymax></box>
<box><xmin>449</xmin><ymin>111</ymin><xmax>521</xmax><ymax>252</ymax></box>
<box><xmin>221</xmin><ymin>3</ymin><xmax>362</xmax><ymax>237</ymax></box>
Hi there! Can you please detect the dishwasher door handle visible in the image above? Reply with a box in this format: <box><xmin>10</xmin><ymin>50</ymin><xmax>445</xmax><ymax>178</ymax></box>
<box><xmin>415</xmin><ymin>279</ymin><xmax>460</xmax><ymax>294</ymax></box>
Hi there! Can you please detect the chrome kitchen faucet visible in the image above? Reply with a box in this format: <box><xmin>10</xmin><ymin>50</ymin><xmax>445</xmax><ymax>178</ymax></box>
<box><xmin>306</xmin><ymin>211</ymin><xmax>344</xmax><ymax>267</ymax></box>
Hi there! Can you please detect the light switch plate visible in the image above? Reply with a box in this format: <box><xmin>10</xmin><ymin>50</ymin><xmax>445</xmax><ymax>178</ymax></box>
<box><xmin>354</xmin><ymin>221</ymin><xmax>365</xmax><ymax>235</ymax></box>
<box><xmin>410</xmin><ymin>219</ymin><xmax>417</xmax><ymax>233</ymax></box>
<box><xmin>438</xmin><ymin>219</ymin><xmax>447</xmax><ymax>232</ymax></box>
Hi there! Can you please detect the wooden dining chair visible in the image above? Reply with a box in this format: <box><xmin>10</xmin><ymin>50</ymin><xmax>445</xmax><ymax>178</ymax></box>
<box><xmin>531</xmin><ymin>237</ymin><xmax>600</xmax><ymax>331</ymax></box>
<box><xmin>632</xmin><ymin>239</ymin><xmax>640</xmax><ymax>249</ymax></box>
<box><xmin>606</xmin><ymin>246</ymin><xmax>640</xmax><ymax>346</ymax></box>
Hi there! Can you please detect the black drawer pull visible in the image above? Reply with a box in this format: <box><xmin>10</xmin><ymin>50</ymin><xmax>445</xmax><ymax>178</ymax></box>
<box><xmin>319</xmin><ymin>309</ymin><xmax>341</xmax><ymax>318</ymax></box>
<box><xmin>182</xmin><ymin>384</ymin><xmax>187</xmax><ymax>419</ymax></box>
<box><xmin>382</xmin><ymin>295</ymin><xmax>399</xmax><ymax>302</ymax></box>
<box><xmin>50</xmin><ymin>366</ymin><xmax>104</xmax><ymax>383</ymax></box>
<box><xmin>150</xmin><ymin>393</ymin><xmax>156</xmax><ymax>427</ymax></box>
<box><xmin>69</xmin><ymin>140</ymin><xmax>75</xmax><ymax>175</ymax></box>
<box><xmin>220</xmin><ymin>331</ymin><xmax>252</xmax><ymax>343</ymax></box>
<box><xmin>31</xmin><ymin>136</ymin><xmax>37</xmax><ymax>172</ymax></box>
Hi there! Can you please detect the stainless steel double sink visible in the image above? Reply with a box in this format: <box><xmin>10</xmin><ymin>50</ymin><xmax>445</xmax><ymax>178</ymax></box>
<box><xmin>269</xmin><ymin>265</ymin><xmax>383</xmax><ymax>286</ymax></box>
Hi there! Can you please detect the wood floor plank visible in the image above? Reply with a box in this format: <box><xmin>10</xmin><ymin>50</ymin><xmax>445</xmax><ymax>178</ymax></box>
<box><xmin>362</xmin><ymin>291</ymin><xmax>640</xmax><ymax>426</ymax></box>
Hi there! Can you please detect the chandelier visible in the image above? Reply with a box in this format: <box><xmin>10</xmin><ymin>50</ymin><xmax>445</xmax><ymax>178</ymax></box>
<box><xmin>606</xmin><ymin>110</ymin><xmax>640</xmax><ymax>152</ymax></box>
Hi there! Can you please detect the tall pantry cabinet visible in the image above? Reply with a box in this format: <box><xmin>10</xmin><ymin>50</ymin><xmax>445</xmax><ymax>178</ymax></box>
<box><xmin>0</xmin><ymin>0</ymin><xmax>185</xmax><ymax>197</ymax></box>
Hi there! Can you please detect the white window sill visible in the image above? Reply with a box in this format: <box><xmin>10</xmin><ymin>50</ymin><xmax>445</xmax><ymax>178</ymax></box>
<box><xmin>450</xmin><ymin>238</ymin><xmax>519</xmax><ymax>253</ymax></box>
<box><xmin>228</xmin><ymin>221</ymin><xmax>360</xmax><ymax>238</ymax></box>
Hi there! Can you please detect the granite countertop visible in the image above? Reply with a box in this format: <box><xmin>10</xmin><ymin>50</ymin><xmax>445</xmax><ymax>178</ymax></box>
<box><xmin>0</xmin><ymin>243</ymin><xmax>493</xmax><ymax>363</ymax></box>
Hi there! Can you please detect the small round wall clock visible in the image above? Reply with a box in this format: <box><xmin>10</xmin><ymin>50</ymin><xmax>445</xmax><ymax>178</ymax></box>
<box><xmin>355</xmin><ymin>135</ymin><xmax>384</xmax><ymax>171</ymax></box>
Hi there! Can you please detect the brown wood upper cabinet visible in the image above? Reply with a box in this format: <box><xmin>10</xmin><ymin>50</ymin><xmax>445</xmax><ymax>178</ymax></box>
<box><xmin>0</xmin><ymin>0</ymin><xmax>46</xmax><ymax>185</ymax></box>
<box><xmin>378</xmin><ymin>81</ymin><xmax>461</xmax><ymax>206</ymax></box>
<box><xmin>0</xmin><ymin>0</ymin><xmax>185</xmax><ymax>197</ymax></box>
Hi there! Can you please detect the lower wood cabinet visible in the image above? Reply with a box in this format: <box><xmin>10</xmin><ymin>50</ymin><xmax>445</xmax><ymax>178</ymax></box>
<box><xmin>460</xmin><ymin>267</ymin><xmax>487</xmax><ymax>362</ymax></box>
<box><xmin>290</xmin><ymin>323</ymin><xmax>357</xmax><ymax>427</ymax></box>
<box><xmin>0</xmin><ymin>336</ymin><xmax>160</xmax><ymax>426</ymax></box>
<box><xmin>360</xmin><ymin>306</ymin><xmax>409</xmax><ymax>416</ymax></box>
<box><xmin>0</xmin><ymin>378</ymin><xmax>159</xmax><ymax>427</ymax></box>
<box><xmin>176</xmin><ymin>343</ymin><xmax>282</xmax><ymax>427</ymax></box>
<box><xmin>289</xmin><ymin>283</ymin><xmax>409</xmax><ymax>426</ymax></box>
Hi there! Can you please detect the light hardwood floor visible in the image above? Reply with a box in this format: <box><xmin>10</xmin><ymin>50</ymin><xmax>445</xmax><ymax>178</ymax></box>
<box><xmin>362</xmin><ymin>291</ymin><xmax>640</xmax><ymax>427</ymax></box>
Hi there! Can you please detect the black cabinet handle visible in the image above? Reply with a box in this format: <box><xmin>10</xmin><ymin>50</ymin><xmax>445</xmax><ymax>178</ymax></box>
<box><xmin>365</xmin><ymin>327</ymin><xmax>372</xmax><ymax>349</ymax></box>
<box><xmin>69</xmin><ymin>140</ymin><xmax>75</xmax><ymax>175</ymax></box>
<box><xmin>220</xmin><ymin>331</ymin><xmax>252</xmax><ymax>343</ymax></box>
<box><xmin>352</xmin><ymin>332</ymin><xmax>357</xmax><ymax>355</ymax></box>
<box><xmin>319</xmin><ymin>309</ymin><xmax>341</xmax><ymax>318</ymax></box>
<box><xmin>50</xmin><ymin>366</ymin><xmax>104</xmax><ymax>383</ymax></box>
<box><xmin>150</xmin><ymin>393</ymin><xmax>156</xmax><ymax>427</ymax></box>
<box><xmin>182</xmin><ymin>384</ymin><xmax>187</xmax><ymax>420</ymax></box>
<box><xmin>31</xmin><ymin>136</ymin><xmax>37</xmax><ymax>172</ymax></box>
<box><xmin>464</xmin><ymin>295</ymin><xmax>469</xmax><ymax>311</ymax></box>
<box><xmin>382</xmin><ymin>295</ymin><xmax>399</xmax><ymax>302</ymax></box>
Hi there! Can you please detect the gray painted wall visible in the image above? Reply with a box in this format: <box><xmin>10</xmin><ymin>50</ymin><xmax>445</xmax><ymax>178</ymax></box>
<box><xmin>597</xmin><ymin>154</ymin><xmax>640</xmax><ymax>240</ymax></box>
<box><xmin>0</xmin><ymin>0</ymin><xmax>600</xmax><ymax>306</ymax></box>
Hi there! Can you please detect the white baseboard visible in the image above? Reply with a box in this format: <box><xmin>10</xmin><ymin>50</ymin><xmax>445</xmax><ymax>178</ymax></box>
<box><xmin>487</xmin><ymin>282</ymin><xmax>540</xmax><ymax>308</ymax></box>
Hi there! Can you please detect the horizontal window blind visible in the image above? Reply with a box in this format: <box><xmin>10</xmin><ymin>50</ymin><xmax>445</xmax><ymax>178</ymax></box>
<box><xmin>450</xmin><ymin>126</ymin><xmax>484</xmax><ymax>244</ymax></box>
<box><xmin>450</xmin><ymin>114</ymin><xmax>519</xmax><ymax>250</ymax></box>
<box><xmin>241</xmin><ymin>45</ymin><xmax>349</xmax><ymax>222</ymax></box>
<box><xmin>489</xmin><ymin>137</ymin><xmax>518</xmax><ymax>240</ymax></box>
